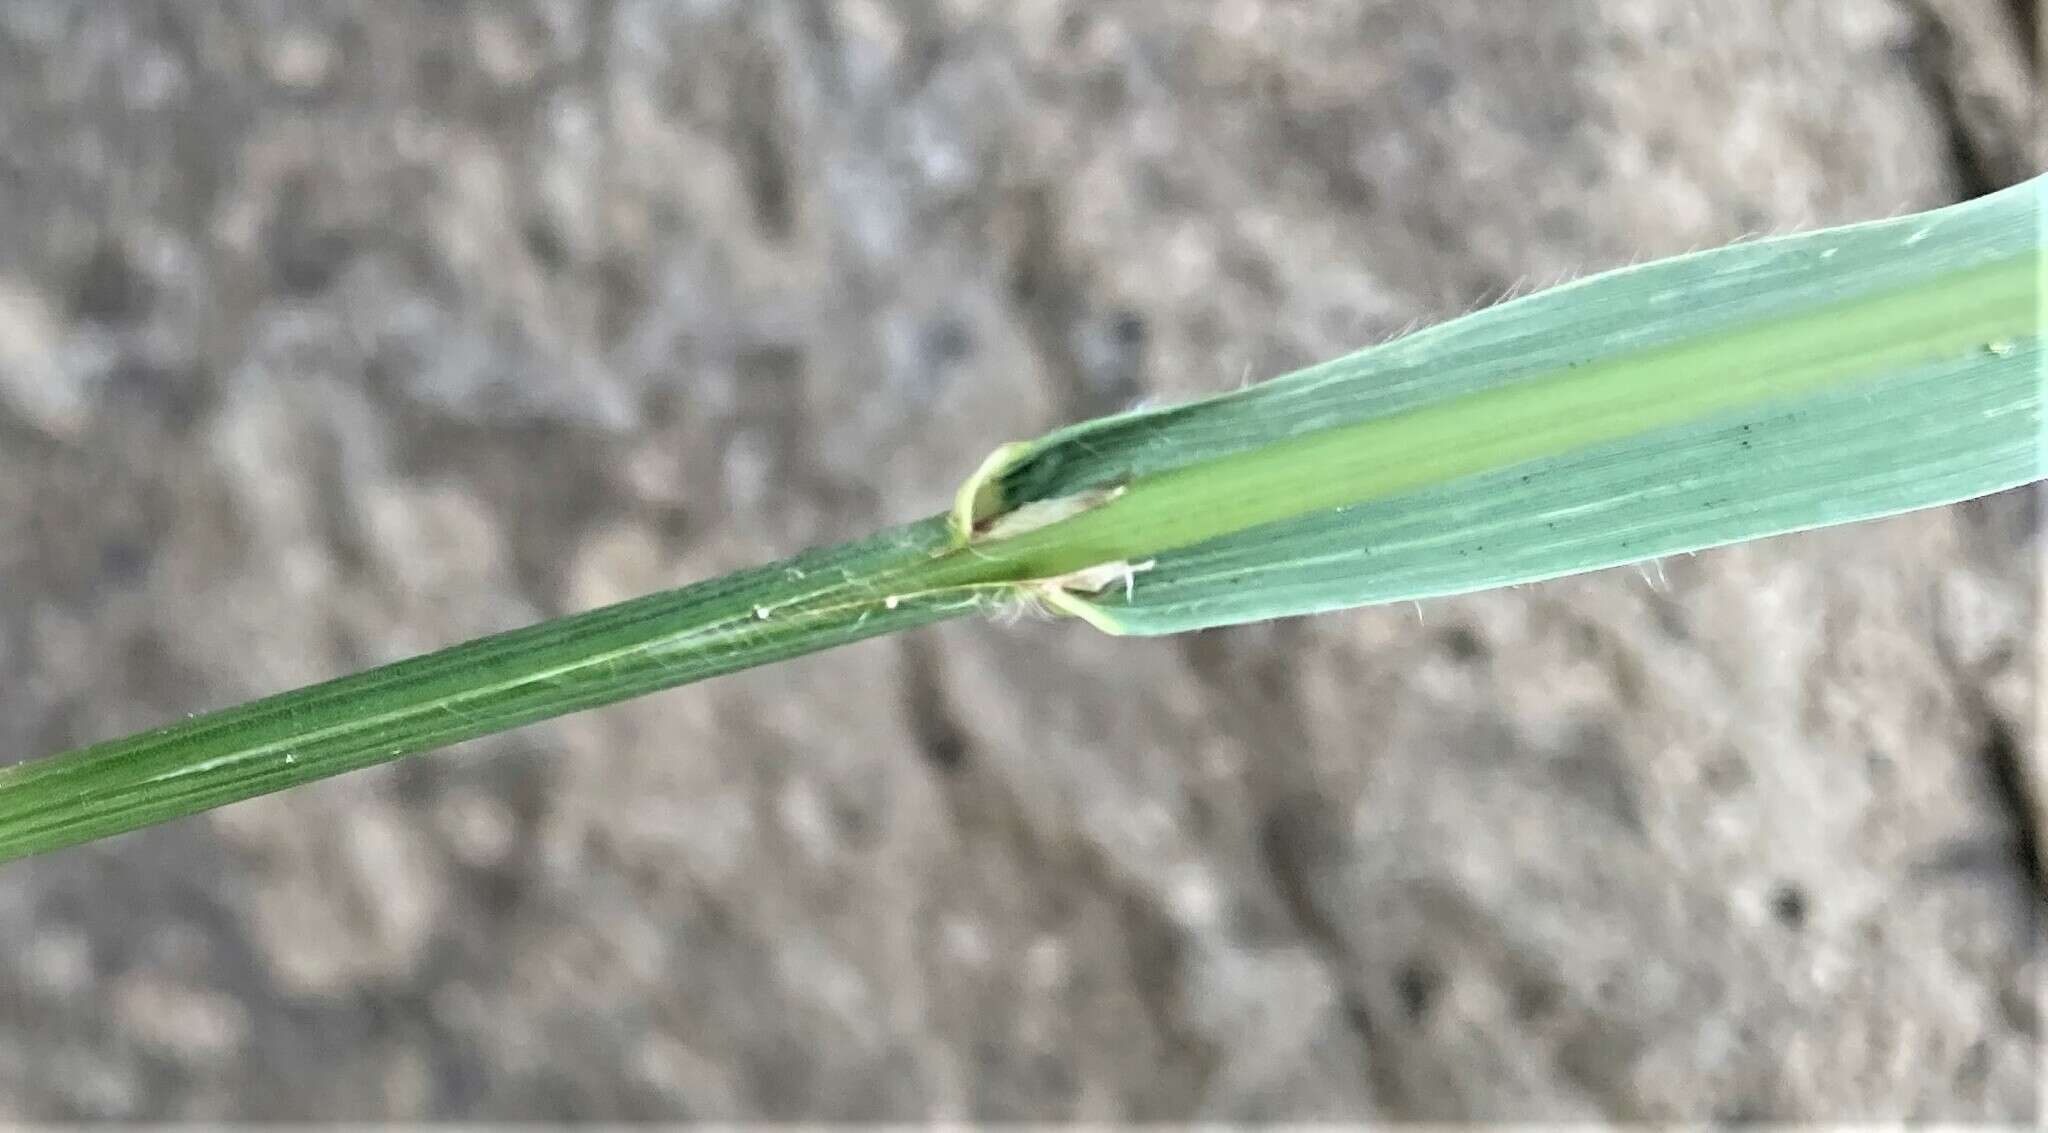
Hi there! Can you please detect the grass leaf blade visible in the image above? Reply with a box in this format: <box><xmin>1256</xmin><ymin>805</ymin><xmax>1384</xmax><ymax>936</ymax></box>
<box><xmin>959</xmin><ymin>176</ymin><xmax>2045</xmax><ymax>633</ymax></box>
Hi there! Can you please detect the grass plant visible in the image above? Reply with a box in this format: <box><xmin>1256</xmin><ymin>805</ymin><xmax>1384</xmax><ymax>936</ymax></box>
<box><xmin>0</xmin><ymin>175</ymin><xmax>2039</xmax><ymax>861</ymax></box>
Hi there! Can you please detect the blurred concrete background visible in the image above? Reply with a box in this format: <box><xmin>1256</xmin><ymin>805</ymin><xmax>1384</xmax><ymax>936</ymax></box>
<box><xmin>0</xmin><ymin>0</ymin><xmax>2040</xmax><ymax>1120</ymax></box>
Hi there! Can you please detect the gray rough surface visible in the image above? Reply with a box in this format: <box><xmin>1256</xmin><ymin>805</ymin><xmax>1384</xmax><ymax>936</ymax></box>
<box><xmin>0</xmin><ymin>0</ymin><xmax>2040</xmax><ymax>1121</ymax></box>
